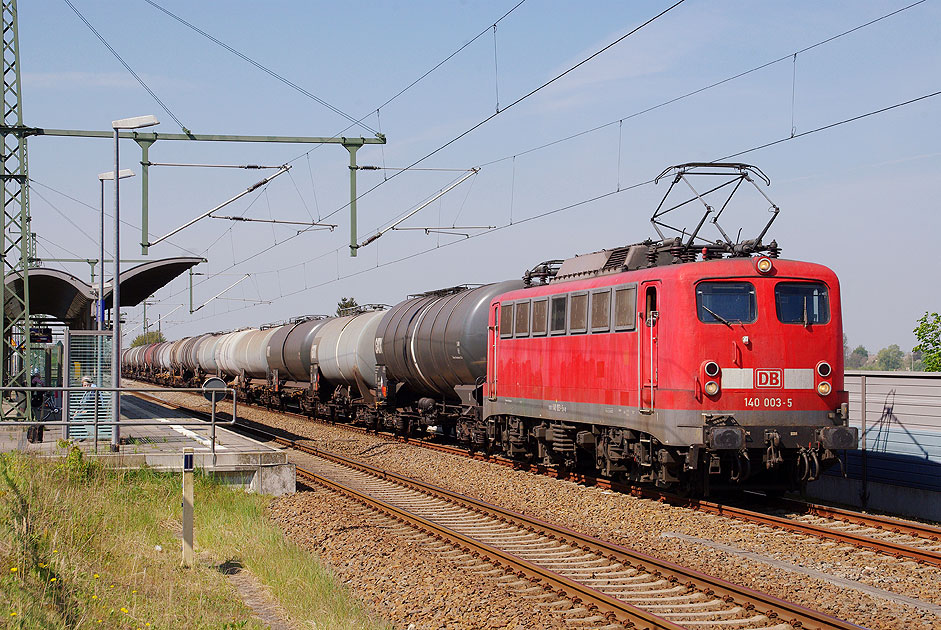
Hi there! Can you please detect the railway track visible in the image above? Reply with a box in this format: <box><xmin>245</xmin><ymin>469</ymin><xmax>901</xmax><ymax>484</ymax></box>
<box><xmin>128</xmin><ymin>387</ymin><xmax>941</xmax><ymax>571</ymax></box>
<box><xmin>129</xmin><ymin>390</ymin><xmax>871</xmax><ymax>630</ymax></box>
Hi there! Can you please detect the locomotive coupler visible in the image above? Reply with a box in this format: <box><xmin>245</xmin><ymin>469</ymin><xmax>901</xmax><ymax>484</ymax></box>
<box><xmin>764</xmin><ymin>430</ymin><xmax>783</xmax><ymax>470</ymax></box>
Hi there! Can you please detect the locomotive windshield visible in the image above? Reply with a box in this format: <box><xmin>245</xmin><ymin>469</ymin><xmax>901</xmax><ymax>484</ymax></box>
<box><xmin>696</xmin><ymin>282</ymin><xmax>756</xmax><ymax>324</ymax></box>
<box><xmin>775</xmin><ymin>282</ymin><xmax>830</xmax><ymax>325</ymax></box>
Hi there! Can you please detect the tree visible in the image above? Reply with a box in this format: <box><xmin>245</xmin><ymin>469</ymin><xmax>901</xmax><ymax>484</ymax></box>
<box><xmin>914</xmin><ymin>312</ymin><xmax>941</xmax><ymax>372</ymax></box>
<box><xmin>336</xmin><ymin>297</ymin><xmax>359</xmax><ymax>316</ymax></box>
<box><xmin>874</xmin><ymin>344</ymin><xmax>904</xmax><ymax>371</ymax></box>
<box><xmin>846</xmin><ymin>345</ymin><xmax>868</xmax><ymax>369</ymax></box>
<box><xmin>131</xmin><ymin>330</ymin><xmax>166</xmax><ymax>347</ymax></box>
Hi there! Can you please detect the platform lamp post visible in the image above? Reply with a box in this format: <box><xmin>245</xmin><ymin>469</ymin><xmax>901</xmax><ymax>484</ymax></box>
<box><xmin>96</xmin><ymin>169</ymin><xmax>133</xmax><ymax>451</ymax></box>
<box><xmin>111</xmin><ymin>115</ymin><xmax>158</xmax><ymax>452</ymax></box>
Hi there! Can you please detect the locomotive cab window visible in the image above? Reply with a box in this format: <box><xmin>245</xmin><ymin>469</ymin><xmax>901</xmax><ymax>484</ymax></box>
<box><xmin>550</xmin><ymin>295</ymin><xmax>567</xmax><ymax>335</ymax></box>
<box><xmin>569</xmin><ymin>293</ymin><xmax>588</xmax><ymax>334</ymax></box>
<box><xmin>775</xmin><ymin>282</ymin><xmax>830</xmax><ymax>325</ymax></box>
<box><xmin>532</xmin><ymin>299</ymin><xmax>548</xmax><ymax>336</ymax></box>
<box><xmin>696</xmin><ymin>282</ymin><xmax>756</xmax><ymax>324</ymax></box>
<box><xmin>591</xmin><ymin>289</ymin><xmax>611</xmax><ymax>332</ymax></box>
<box><xmin>515</xmin><ymin>301</ymin><xmax>530</xmax><ymax>337</ymax></box>
<box><xmin>499</xmin><ymin>303</ymin><xmax>514</xmax><ymax>338</ymax></box>
<box><xmin>614</xmin><ymin>285</ymin><xmax>637</xmax><ymax>331</ymax></box>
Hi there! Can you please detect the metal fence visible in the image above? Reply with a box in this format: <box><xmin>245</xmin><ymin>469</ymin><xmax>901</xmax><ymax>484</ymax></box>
<box><xmin>1</xmin><ymin>385</ymin><xmax>237</xmax><ymax>460</ymax></box>
<box><xmin>839</xmin><ymin>371</ymin><xmax>941</xmax><ymax>495</ymax></box>
<box><xmin>63</xmin><ymin>330</ymin><xmax>112</xmax><ymax>440</ymax></box>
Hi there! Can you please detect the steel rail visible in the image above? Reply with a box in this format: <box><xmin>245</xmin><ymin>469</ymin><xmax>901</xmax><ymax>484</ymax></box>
<box><xmin>769</xmin><ymin>497</ymin><xmax>941</xmax><ymax>542</ymax></box>
<box><xmin>676</xmin><ymin>499</ymin><xmax>941</xmax><ymax>568</ymax></box>
<box><xmin>281</xmin><ymin>442</ymin><xmax>861</xmax><ymax>630</ymax></box>
<box><xmin>295</xmin><ymin>466</ymin><xmax>684</xmax><ymax>630</ymax></box>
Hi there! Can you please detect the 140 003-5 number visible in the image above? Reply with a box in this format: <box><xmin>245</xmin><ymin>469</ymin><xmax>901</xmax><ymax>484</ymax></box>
<box><xmin>744</xmin><ymin>397</ymin><xmax>792</xmax><ymax>408</ymax></box>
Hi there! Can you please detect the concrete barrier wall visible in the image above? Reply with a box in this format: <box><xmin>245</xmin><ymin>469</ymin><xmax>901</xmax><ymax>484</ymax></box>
<box><xmin>808</xmin><ymin>371</ymin><xmax>941</xmax><ymax>521</ymax></box>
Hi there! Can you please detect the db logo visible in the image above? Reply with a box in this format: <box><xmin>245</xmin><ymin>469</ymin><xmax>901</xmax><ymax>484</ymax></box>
<box><xmin>755</xmin><ymin>368</ymin><xmax>783</xmax><ymax>389</ymax></box>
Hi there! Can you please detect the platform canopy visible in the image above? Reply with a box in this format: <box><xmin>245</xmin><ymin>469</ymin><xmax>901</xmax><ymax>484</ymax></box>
<box><xmin>4</xmin><ymin>256</ymin><xmax>204</xmax><ymax>330</ymax></box>
<box><xmin>100</xmin><ymin>257</ymin><xmax>203</xmax><ymax>310</ymax></box>
<box><xmin>4</xmin><ymin>268</ymin><xmax>95</xmax><ymax>329</ymax></box>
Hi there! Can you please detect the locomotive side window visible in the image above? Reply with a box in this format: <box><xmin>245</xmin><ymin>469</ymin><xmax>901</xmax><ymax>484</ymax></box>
<box><xmin>696</xmin><ymin>282</ymin><xmax>756</xmax><ymax>324</ymax></box>
<box><xmin>515</xmin><ymin>301</ymin><xmax>530</xmax><ymax>337</ymax></box>
<box><xmin>532</xmin><ymin>299</ymin><xmax>548</xmax><ymax>336</ymax></box>
<box><xmin>591</xmin><ymin>289</ymin><xmax>611</xmax><ymax>332</ymax></box>
<box><xmin>570</xmin><ymin>293</ymin><xmax>588</xmax><ymax>334</ymax></box>
<box><xmin>499</xmin><ymin>303</ymin><xmax>514</xmax><ymax>338</ymax></box>
<box><xmin>775</xmin><ymin>282</ymin><xmax>830</xmax><ymax>325</ymax></box>
<box><xmin>614</xmin><ymin>285</ymin><xmax>637</xmax><ymax>331</ymax></box>
<box><xmin>550</xmin><ymin>295</ymin><xmax>567</xmax><ymax>335</ymax></box>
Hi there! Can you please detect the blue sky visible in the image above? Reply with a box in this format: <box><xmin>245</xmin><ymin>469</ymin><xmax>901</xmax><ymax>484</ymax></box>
<box><xmin>19</xmin><ymin>1</ymin><xmax>941</xmax><ymax>353</ymax></box>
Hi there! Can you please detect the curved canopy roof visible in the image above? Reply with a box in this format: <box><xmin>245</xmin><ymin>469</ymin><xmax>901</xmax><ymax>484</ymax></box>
<box><xmin>101</xmin><ymin>257</ymin><xmax>203</xmax><ymax>309</ymax></box>
<box><xmin>4</xmin><ymin>268</ymin><xmax>95</xmax><ymax>328</ymax></box>
<box><xmin>5</xmin><ymin>256</ymin><xmax>204</xmax><ymax>330</ymax></box>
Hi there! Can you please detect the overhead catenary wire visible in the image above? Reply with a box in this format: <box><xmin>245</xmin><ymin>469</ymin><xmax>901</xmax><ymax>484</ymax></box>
<box><xmin>142</xmin><ymin>0</ymin><xmax>377</xmax><ymax>136</ymax></box>
<box><xmin>28</xmin><ymin>178</ymin><xmax>203</xmax><ymax>258</ymax></box>
<box><xmin>146</xmin><ymin>165</ymin><xmax>292</xmax><ymax>247</ymax></box>
<box><xmin>208</xmin><ymin>215</ymin><xmax>336</xmax><ymax>229</ymax></box>
<box><xmin>278</xmin><ymin>0</ymin><xmax>531</xmax><ymax>177</ymax></box>
<box><xmin>143</xmin><ymin>162</ymin><xmax>284</xmax><ymax>169</ymax></box>
<box><xmin>165</xmin><ymin>87</ymin><xmax>941</xmax><ymax>322</ymax></box>
<box><xmin>357</xmin><ymin>168</ymin><xmax>480</xmax><ymax>250</ymax></box>
<box><xmin>315</xmin><ymin>0</ymin><xmax>688</xmax><ymax>224</ymax></box>
<box><xmin>478</xmin><ymin>0</ymin><xmax>928</xmax><ymax>168</ymax></box>
<box><xmin>62</xmin><ymin>0</ymin><xmax>190</xmax><ymax>133</ymax></box>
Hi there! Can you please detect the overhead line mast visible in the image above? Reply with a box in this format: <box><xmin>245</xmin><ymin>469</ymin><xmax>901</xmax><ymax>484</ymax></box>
<box><xmin>0</xmin><ymin>0</ymin><xmax>32</xmax><ymax>420</ymax></box>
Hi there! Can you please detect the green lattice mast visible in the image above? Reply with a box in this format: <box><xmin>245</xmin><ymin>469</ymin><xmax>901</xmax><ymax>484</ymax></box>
<box><xmin>1</xmin><ymin>0</ymin><xmax>32</xmax><ymax>420</ymax></box>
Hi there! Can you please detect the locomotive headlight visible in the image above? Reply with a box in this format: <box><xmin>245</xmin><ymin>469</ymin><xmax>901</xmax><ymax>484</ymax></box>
<box><xmin>816</xmin><ymin>361</ymin><xmax>832</xmax><ymax>378</ymax></box>
<box><xmin>704</xmin><ymin>380</ymin><xmax>720</xmax><ymax>396</ymax></box>
<box><xmin>755</xmin><ymin>257</ymin><xmax>773</xmax><ymax>274</ymax></box>
<box><xmin>817</xmin><ymin>381</ymin><xmax>832</xmax><ymax>396</ymax></box>
<box><xmin>704</xmin><ymin>361</ymin><xmax>720</xmax><ymax>378</ymax></box>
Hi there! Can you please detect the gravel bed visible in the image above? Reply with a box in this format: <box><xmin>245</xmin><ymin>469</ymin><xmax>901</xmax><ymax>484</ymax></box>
<box><xmin>269</xmin><ymin>485</ymin><xmax>579</xmax><ymax>630</ymax></box>
<box><xmin>132</xmin><ymin>385</ymin><xmax>941</xmax><ymax>630</ymax></box>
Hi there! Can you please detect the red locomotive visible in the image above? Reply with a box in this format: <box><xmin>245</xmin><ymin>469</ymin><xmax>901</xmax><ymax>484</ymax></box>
<box><xmin>480</xmin><ymin>164</ymin><xmax>856</xmax><ymax>493</ymax></box>
<box><xmin>485</xmin><ymin>253</ymin><xmax>854</xmax><ymax>493</ymax></box>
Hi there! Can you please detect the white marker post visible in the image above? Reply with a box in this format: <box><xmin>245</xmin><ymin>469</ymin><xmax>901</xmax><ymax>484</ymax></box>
<box><xmin>182</xmin><ymin>448</ymin><xmax>194</xmax><ymax>567</ymax></box>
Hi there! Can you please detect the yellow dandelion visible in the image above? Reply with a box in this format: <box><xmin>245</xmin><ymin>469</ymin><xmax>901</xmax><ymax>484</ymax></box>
<box><xmin>50</xmin><ymin>577</ymin><xmax>57</xmax><ymax>582</ymax></box>
<box><xmin>10</xmin><ymin>612</ymin><xmax>16</xmax><ymax>617</ymax></box>
<box><xmin>92</xmin><ymin>595</ymin><xmax>98</xmax><ymax>600</ymax></box>
<box><xmin>52</xmin><ymin>549</ymin><xmax>58</xmax><ymax>553</ymax></box>
<box><xmin>93</xmin><ymin>573</ymin><xmax>99</xmax><ymax>578</ymax></box>
<box><xmin>132</xmin><ymin>589</ymin><xmax>137</xmax><ymax>594</ymax></box>
<box><xmin>9</xmin><ymin>567</ymin><xmax>16</xmax><ymax>573</ymax></box>
<box><xmin>97</xmin><ymin>620</ymin><xmax>102</xmax><ymax>624</ymax></box>
<box><xmin>120</xmin><ymin>607</ymin><xmax>128</xmax><ymax>614</ymax></box>
<box><xmin>109</xmin><ymin>584</ymin><xmax>114</xmax><ymax>588</ymax></box>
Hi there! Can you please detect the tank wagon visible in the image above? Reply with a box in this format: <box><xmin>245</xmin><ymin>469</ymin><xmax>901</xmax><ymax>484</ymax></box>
<box><xmin>123</xmin><ymin>163</ymin><xmax>858</xmax><ymax>494</ymax></box>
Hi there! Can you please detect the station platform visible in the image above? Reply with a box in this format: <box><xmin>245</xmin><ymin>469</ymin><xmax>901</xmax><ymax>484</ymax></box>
<box><xmin>0</xmin><ymin>394</ymin><xmax>295</xmax><ymax>496</ymax></box>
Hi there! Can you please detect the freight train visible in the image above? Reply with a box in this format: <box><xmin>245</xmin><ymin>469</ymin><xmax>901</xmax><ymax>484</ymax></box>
<box><xmin>123</xmin><ymin>164</ymin><xmax>858</xmax><ymax>495</ymax></box>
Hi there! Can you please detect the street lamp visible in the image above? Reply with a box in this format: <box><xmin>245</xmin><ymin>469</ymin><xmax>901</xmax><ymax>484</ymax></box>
<box><xmin>111</xmin><ymin>114</ymin><xmax>158</xmax><ymax>451</ymax></box>
<box><xmin>96</xmin><ymin>168</ymin><xmax>133</xmax><ymax>451</ymax></box>
<box><xmin>97</xmin><ymin>169</ymin><xmax>134</xmax><ymax>331</ymax></box>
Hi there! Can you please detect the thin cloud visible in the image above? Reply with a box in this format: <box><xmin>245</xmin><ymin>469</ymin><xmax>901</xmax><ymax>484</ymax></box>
<box><xmin>23</xmin><ymin>71</ymin><xmax>194</xmax><ymax>90</ymax></box>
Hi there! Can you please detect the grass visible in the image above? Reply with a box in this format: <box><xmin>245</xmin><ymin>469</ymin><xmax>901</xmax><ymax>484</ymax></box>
<box><xmin>0</xmin><ymin>446</ymin><xmax>385</xmax><ymax>629</ymax></box>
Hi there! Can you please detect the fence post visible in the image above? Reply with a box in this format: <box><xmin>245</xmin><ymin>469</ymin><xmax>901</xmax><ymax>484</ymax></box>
<box><xmin>860</xmin><ymin>375</ymin><xmax>869</xmax><ymax>508</ymax></box>
<box><xmin>182</xmin><ymin>448</ymin><xmax>195</xmax><ymax>567</ymax></box>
